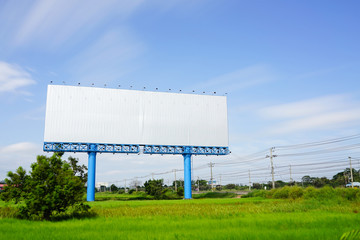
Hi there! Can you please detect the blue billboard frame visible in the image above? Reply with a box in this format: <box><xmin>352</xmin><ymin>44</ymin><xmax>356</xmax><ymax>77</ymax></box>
<box><xmin>44</xmin><ymin>142</ymin><xmax>229</xmax><ymax>201</ymax></box>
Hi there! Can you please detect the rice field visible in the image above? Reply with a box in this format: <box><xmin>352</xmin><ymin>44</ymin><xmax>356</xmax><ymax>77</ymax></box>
<box><xmin>1</xmin><ymin>196</ymin><xmax>360</xmax><ymax>239</ymax></box>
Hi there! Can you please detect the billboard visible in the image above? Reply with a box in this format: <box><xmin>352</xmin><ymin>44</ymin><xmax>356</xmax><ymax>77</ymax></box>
<box><xmin>44</xmin><ymin>85</ymin><xmax>228</xmax><ymax>147</ymax></box>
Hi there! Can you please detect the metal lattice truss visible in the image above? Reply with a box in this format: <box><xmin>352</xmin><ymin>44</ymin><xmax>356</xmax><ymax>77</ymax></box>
<box><xmin>143</xmin><ymin>145</ymin><xmax>229</xmax><ymax>155</ymax></box>
<box><xmin>43</xmin><ymin>142</ymin><xmax>140</xmax><ymax>153</ymax></box>
<box><xmin>44</xmin><ymin>142</ymin><xmax>229</xmax><ymax>155</ymax></box>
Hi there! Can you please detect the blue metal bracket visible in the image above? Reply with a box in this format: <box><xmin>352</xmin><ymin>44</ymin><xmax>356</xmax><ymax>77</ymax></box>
<box><xmin>143</xmin><ymin>145</ymin><xmax>229</xmax><ymax>155</ymax></box>
<box><xmin>43</xmin><ymin>142</ymin><xmax>140</xmax><ymax>154</ymax></box>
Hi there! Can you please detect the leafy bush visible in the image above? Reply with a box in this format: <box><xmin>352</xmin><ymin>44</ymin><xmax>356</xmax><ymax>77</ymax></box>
<box><xmin>117</xmin><ymin>189</ymin><xmax>125</xmax><ymax>194</ymax></box>
<box><xmin>193</xmin><ymin>192</ymin><xmax>236</xmax><ymax>199</ymax></box>
<box><xmin>303</xmin><ymin>186</ymin><xmax>317</xmax><ymax>199</ymax></box>
<box><xmin>273</xmin><ymin>186</ymin><xmax>290</xmax><ymax>199</ymax></box>
<box><xmin>289</xmin><ymin>186</ymin><xmax>303</xmax><ymax>199</ymax></box>
<box><xmin>144</xmin><ymin>179</ymin><xmax>164</xmax><ymax>199</ymax></box>
<box><xmin>242</xmin><ymin>186</ymin><xmax>360</xmax><ymax>202</ymax></box>
<box><xmin>177</xmin><ymin>187</ymin><xmax>184</xmax><ymax>197</ymax></box>
<box><xmin>224</xmin><ymin>184</ymin><xmax>236</xmax><ymax>190</ymax></box>
<box><xmin>253</xmin><ymin>190</ymin><xmax>267</xmax><ymax>198</ymax></box>
<box><xmin>161</xmin><ymin>189</ymin><xmax>181</xmax><ymax>199</ymax></box>
<box><xmin>1</xmin><ymin>153</ymin><xmax>90</xmax><ymax>220</ymax></box>
<box><xmin>336</xmin><ymin>188</ymin><xmax>359</xmax><ymax>201</ymax></box>
<box><xmin>317</xmin><ymin>186</ymin><xmax>336</xmax><ymax>200</ymax></box>
<box><xmin>242</xmin><ymin>190</ymin><xmax>267</xmax><ymax>198</ymax></box>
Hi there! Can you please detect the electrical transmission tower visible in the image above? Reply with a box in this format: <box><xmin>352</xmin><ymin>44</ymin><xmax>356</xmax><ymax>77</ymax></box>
<box><xmin>266</xmin><ymin>147</ymin><xmax>277</xmax><ymax>189</ymax></box>
<box><xmin>208</xmin><ymin>162</ymin><xmax>215</xmax><ymax>192</ymax></box>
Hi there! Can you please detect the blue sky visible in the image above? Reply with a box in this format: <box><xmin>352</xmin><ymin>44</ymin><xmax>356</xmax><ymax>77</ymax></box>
<box><xmin>1</xmin><ymin>0</ymin><xmax>360</xmax><ymax>186</ymax></box>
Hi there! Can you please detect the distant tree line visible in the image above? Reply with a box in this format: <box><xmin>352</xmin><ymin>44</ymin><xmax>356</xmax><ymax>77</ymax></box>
<box><xmin>97</xmin><ymin>168</ymin><xmax>360</xmax><ymax>197</ymax></box>
<box><xmin>249</xmin><ymin>168</ymin><xmax>360</xmax><ymax>190</ymax></box>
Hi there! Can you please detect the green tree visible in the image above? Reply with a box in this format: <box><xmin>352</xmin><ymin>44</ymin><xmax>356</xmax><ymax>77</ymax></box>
<box><xmin>312</xmin><ymin>177</ymin><xmax>330</xmax><ymax>188</ymax></box>
<box><xmin>110</xmin><ymin>184</ymin><xmax>119</xmax><ymax>192</ymax></box>
<box><xmin>1</xmin><ymin>166</ymin><xmax>29</xmax><ymax>204</ymax></box>
<box><xmin>224</xmin><ymin>183</ymin><xmax>236</xmax><ymax>190</ymax></box>
<box><xmin>67</xmin><ymin>156</ymin><xmax>88</xmax><ymax>184</ymax></box>
<box><xmin>302</xmin><ymin>175</ymin><xmax>312</xmax><ymax>186</ymax></box>
<box><xmin>144</xmin><ymin>179</ymin><xmax>164</xmax><ymax>199</ymax></box>
<box><xmin>252</xmin><ymin>183</ymin><xmax>262</xmax><ymax>189</ymax></box>
<box><xmin>177</xmin><ymin>187</ymin><xmax>184</xmax><ymax>197</ymax></box>
<box><xmin>1</xmin><ymin>153</ymin><xmax>89</xmax><ymax>220</ymax></box>
<box><xmin>173</xmin><ymin>180</ymin><xmax>184</xmax><ymax>188</ymax></box>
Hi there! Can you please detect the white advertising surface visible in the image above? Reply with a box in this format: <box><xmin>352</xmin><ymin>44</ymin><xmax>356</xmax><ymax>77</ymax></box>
<box><xmin>44</xmin><ymin>85</ymin><xmax>228</xmax><ymax>147</ymax></box>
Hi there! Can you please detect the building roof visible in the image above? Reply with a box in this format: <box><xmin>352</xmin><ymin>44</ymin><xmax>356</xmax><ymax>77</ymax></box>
<box><xmin>346</xmin><ymin>182</ymin><xmax>360</xmax><ymax>187</ymax></box>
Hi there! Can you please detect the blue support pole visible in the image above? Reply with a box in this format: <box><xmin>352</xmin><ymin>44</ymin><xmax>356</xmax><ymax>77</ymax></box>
<box><xmin>183</xmin><ymin>147</ymin><xmax>192</xmax><ymax>199</ymax></box>
<box><xmin>87</xmin><ymin>144</ymin><xmax>97</xmax><ymax>202</ymax></box>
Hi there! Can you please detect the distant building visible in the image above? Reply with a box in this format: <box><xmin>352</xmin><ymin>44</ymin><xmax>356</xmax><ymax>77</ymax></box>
<box><xmin>96</xmin><ymin>182</ymin><xmax>109</xmax><ymax>191</ymax></box>
<box><xmin>346</xmin><ymin>182</ymin><xmax>360</xmax><ymax>188</ymax></box>
<box><xmin>0</xmin><ymin>181</ymin><xmax>6</xmax><ymax>192</ymax></box>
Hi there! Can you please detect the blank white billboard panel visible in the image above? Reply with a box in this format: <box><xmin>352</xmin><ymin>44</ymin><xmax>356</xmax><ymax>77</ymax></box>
<box><xmin>44</xmin><ymin>85</ymin><xmax>228</xmax><ymax>147</ymax></box>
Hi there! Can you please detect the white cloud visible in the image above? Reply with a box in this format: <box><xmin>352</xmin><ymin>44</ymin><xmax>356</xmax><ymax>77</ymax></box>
<box><xmin>0</xmin><ymin>62</ymin><xmax>36</xmax><ymax>94</ymax></box>
<box><xmin>0</xmin><ymin>142</ymin><xmax>38</xmax><ymax>154</ymax></box>
<box><xmin>14</xmin><ymin>0</ymin><xmax>144</xmax><ymax>46</ymax></box>
<box><xmin>259</xmin><ymin>95</ymin><xmax>352</xmax><ymax>119</ymax></box>
<box><xmin>0</xmin><ymin>142</ymin><xmax>45</xmax><ymax>179</ymax></box>
<box><xmin>271</xmin><ymin>109</ymin><xmax>360</xmax><ymax>134</ymax></box>
<box><xmin>195</xmin><ymin>65</ymin><xmax>276</xmax><ymax>93</ymax></box>
<box><xmin>67</xmin><ymin>29</ymin><xmax>144</xmax><ymax>84</ymax></box>
<box><xmin>259</xmin><ymin>95</ymin><xmax>360</xmax><ymax>134</ymax></box>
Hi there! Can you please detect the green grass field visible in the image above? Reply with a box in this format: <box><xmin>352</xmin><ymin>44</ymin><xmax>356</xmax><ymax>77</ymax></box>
<box><xmin>1</xmin><ymin>194</ymin><xmax>360</xmax><ymax>239</ymax></box>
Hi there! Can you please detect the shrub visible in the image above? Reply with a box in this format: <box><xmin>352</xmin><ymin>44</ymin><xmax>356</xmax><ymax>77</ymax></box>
<box><xmin>336</xmin><ymin>188</ymin><xmax>360</xmax><ymax>201</ymax></box>
<box><xmin>224</xmin><ymin>184</ymin><xmax>236</xmax><ymax>190</ymax></box>
<box><xmin>317</xmin><ymin>186</ymin><xmax>336</xmax><ymax>200</ymax></box>
<box><xmin>117</xmin><ymin>189</ymin><xmax>125</xmax><ymax>194</ymax></box>
<box><xmin>144</xmin><ymin>179</ymin><xmax>165</xmax><ymax>200</ymax></box>
<box><xmin>177</xmin><ymin>187</ymin><xmax>184</xmax><ymax>197</ymax></box>
<box><xmin>240</xmin><ymin>186</ymin><xmax>360</xmax><ymax>202</ymax></box>
<box><xmin>240</xmin><ymin>191</ymin><xmax>253</xmax><ymax>198</ymax></box>
<box><xmin>1</xmin><ymin>153</ymin><xmax>89</xmax><ymax>220</ymax></box>
<box><xmin>289</xmin><ymin>186</ymin><xmax>303</xmax><ymax>199</ymax></box>
<box><xmin>273</xmin><ymin>186</ymin><xmax>290</xmax><ymax>199</ymax></box>
<box><xmin>160</xmin><ymin>189</ymin><xmax>181</xmax><ymax>199</ymax></box>
<box><xmin>303</xmin><ymin>186</ymin><xmax>317</xmax><ymax>199</ymax></box>
<box><xmin>266</xmin><ymin>188</ymin><xmax>277</xmax><ymax>198</ymax></box>
<box><xmin>250</xmin><ymin>190</ymin><xmax>267</xmax><ymax>198</ymax></box>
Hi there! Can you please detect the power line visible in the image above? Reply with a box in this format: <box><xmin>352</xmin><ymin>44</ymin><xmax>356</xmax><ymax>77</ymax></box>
<box><xmin>275</xmin><ymin>134</ymin><xmax>360</xmax><ymax>150</ymax></box>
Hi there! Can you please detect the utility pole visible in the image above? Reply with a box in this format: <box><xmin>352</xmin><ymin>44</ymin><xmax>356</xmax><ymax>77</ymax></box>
<box><xmin>173</xmin><ymin>169</ymin><xmax>177</xmax><ymax>192</ymax></box>
<box><xmin>289</xmin><ymin>165</ymin><xmax>293</xmax><ymax>185</ymax></box>
<box><xmin>349</xmin><ymin>157</ymin><xmax>354</xmax><ymax>188</ymax></box>
<box><xmin>266</xmin><ymin>147</ymin><xmax>276</xmax><ymax>189</ymax></box>
<box><xmin>135</xmin><ymin>177</ymin><xmax>138</xmax><ymax>192</ymax></box>
<box><xmin>220</xmin><ymin>174</ymin><xmax>222</xmax><ymax>191</ymax></box>
<box><xmin>191</xmin><ymin>156</ymin><xmax>194</xmax><ymax>192</ymax></box>
<box><xmin>191</xmin><ymin>156</ymin><xmax>194</xmax><ymax>182</ymax></box>
<box><xmin>125</xmin><ymin>179</ymin><xmax>127</xmax><ymax>193</ymax></box>
<box><xmin>197</xmin><ymin>176</ymin><xmax>200</xmax><ymax>192</ymax></box>
<box><xmin>152</xmin><ymin>173</ymin><xmax>154</xmax><ymax>180</ymax></box>
<box><xmin>248</xmin><ymin>170</ymin><xmax>251</xmax><ymax>191</ymax></box>
<box><xmin>208</xmin><ymin>162</ymin><xmax>215</xmax><ymax>192</ymax></box>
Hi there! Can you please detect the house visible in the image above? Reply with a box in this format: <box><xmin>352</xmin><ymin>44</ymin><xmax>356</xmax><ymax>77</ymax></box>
<box><xmin>0</xmin><ymin>181</ymin><xmax>6</xmax><ymax>192</ymax></box>
<box><xmin>345</xmin><ymin>182</ymin><xmax>360</xmax><ymax>188</ymax></box>
<box><xmin>96</xmin><ymin>182</ymin><xmax>109</xmax><ymax>192</ymax></box>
